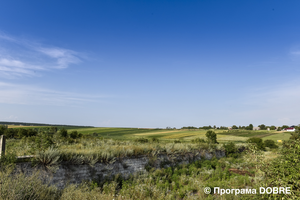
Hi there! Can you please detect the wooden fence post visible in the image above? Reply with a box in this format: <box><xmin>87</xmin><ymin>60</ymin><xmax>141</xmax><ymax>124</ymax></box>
<box><xmin>0</xmin><ymin>135</ymin><xmax>5</xmax><ymax>158</ymax></box>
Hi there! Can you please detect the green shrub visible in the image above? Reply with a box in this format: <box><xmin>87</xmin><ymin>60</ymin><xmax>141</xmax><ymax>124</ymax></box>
<box><xmin>151</xmin><ymin>138</ymin><xmax>159</xmax><ymax>143</ymax></box>
<box><xmin>264</xmin><ymin>139</ymin><xmax>278</xmax><ymax>149</ymax></box>
<box><xmin>205</xmin><ymin>130</ymin><xmax>218</xmax><ymax>144</ymax></box>
<box><xmin>173</xmin><ymin>139</ymin><xmax>181</xmax><ymax>143</ymax></box>
<box><xmin>191</xmin><ymin>138</ymin><xmax>206</xmax><ymax>143</ymax></box>
<box><xmin>31</xmin><ymin>134</ymin><xmax>54</xmax><ymax>152</ymax></box>
<box><xmin>59</xmin><ymin>128</ymin><xmax>68</xmax><ymax>138</ymax></box>
<box><xmin>247</xmin><ymin>137</ymin><xmax>265</xmax><ymax>150</ymax></box>
<box><xmin>0</xmin><ymin>152</ymin><xmax>17</xmax><ymax>166</ymax></box>
<box><xmin>223</xmin><ymin>142</ymin><xmax>239</xmax><ymax>158</ymax></box>
<box><xmin>0</xmin><ymin>166</ymin><xmax>60</xmax><ymax>200</ymax></box>
<box><xmin>260</xmin><ymin>139</ymin><xmax>300</xmax><ymax>199</ymax></box>
<box><xmin>290</xmin><ymin>131</ymin><xmax>300</xmax><ymax>140</ymax></box>
<box><xmin>4</xmin><ymin>128</ymin><xmax>17</xmax><ymax>139</ymax></box>
<box><xmin>134</xmin><ymin>138</ymin><xmax>149</xmax><ymax>143</ymax></box>
<box><xmin>70</xmin><ymin>131</ymin><xmax>79</xmax><ymax>139</ymax></box>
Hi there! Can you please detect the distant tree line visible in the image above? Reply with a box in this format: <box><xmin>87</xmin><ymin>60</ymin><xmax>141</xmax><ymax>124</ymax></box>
<box><xmin>230</xmin><ymin>124</ymin><xmax>295</xmax><ymax>131</ymax></box>
<box><xmin>0</xmin><ymin>125</ymin><xmax>82</xmax><ymax>140</ymax></box>
<box><xmin>179</xmin><ymin>124</ymin><xmax>296</xmax><ymax>131</ymax></box>
<box><xmin>0</xmin><ymin>121</ymin><xmax>93</xmax><ymax>128</ymax></box>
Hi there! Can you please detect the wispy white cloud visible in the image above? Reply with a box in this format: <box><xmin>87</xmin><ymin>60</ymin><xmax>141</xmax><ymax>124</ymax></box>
<box><xmin>239</xmin><ymin>81</ymin><xmax>300</xmax><ymax>125</ymax></box>
<box><xmin>0</xmin><ymin>81</ymin><xmax>108</xmax><ymax>106</ymax></box>
<box><xmin>0</xmin><ymin>32</ymin><xmax>81</xmax><ymax>78</ymax></box>
<box><xmin>291</xmin><ymin>51</ymin><xmax>300</xmax><ymax>55</ymax></box>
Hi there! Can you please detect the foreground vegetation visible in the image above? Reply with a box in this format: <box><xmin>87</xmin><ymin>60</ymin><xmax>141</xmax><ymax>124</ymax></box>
<box><xmin>0</xmin><ymin>124</ymin><xmax>298</xmax><ymax>199</ymax></box>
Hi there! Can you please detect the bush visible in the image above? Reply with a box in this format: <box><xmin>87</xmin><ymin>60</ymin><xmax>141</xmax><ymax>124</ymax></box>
<box><xmin>151</xmin><ymin>138</ymin><xmax>159</xmax><ymax>143</ymax></box>
<box><xmin>247</xmin><ymin>137</ymin><xmax>265</xmax><ymax>150</ymax></box>
<box><xmin>134</xmin><ymin>138</ymin><xmax>149</xmax><ymax>143</ymax></box>
<box><xmin>0</xmin><ymin>166</ymin><xmax>60</xmax><ymax>200</ymax></box>
<box><xmin>191</xmin><ymin>138</ymin><xmax>206</xmax><ymax>143</ymax></box>
<box><xmin>205</xmin><ymin>130</ymin><xmax>218</xmax><ymax>144</ymax></box>
<box><xmin>173</xmin><ymin>139</ymin><xmax>181</xmax><ymax>143</ymax></box>
<box><xmin>260</xmin><ymin>139</ymin><xmax>300</xmax><ymax>199</ymax></box>
<box><xmin>32</xmin><ymin>134</ymin><xmax>54</xmax><ymax>151</ymax></box>
<box><xmin>59</xmin><ymin>128</ymin><xmax>68</xmax><ymax>138</ymax></box>
<box><xmin>4</xmin><ymin>128</ymin><xmax>17</xmax><ymax>139</ymax></box>
<box><xmin>70</xmin><ymin>131</ymin><xmax>79</xmax><ymax>139</ymax></box>
<box><xmin>223</xmin><ymin>142</ymin><xmax>239</xmax><ymax>158</ymax></box>
<box><xmin>264</xmin><ymin>140</ymin><xmax>278</xmax><ymax>149</ymax></box>
<box><xmin>0</xmin><ymin>152</ymin><xmax>17</xmax><ymax>166</ymax></box>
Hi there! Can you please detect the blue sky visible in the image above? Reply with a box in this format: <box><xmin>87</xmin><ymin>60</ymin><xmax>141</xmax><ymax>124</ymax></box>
<box><xmin>0</xmin><ymin>0</ymin><xmax>300</xmax><ymax>128</ymax></box>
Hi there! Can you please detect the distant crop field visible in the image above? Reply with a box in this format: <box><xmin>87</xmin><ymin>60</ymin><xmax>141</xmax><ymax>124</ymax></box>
<box><xmin>262</xmin><ymin>132</ymin><xmax>292</xmax><ymax>141</ymax></box>
<box><xmin>6</xmin><ymin>125</ymin><xmax>291</xmax><ymax>143</ymax></box>
<box><xmin>68</xmin><ymin>127</ymin><xmax>167</xmax><ymax>140</ymax></box>
<box><xmin>218</xmin><ymin>130</ymin><xmax>277</xmax><ymax>138</ymax></box>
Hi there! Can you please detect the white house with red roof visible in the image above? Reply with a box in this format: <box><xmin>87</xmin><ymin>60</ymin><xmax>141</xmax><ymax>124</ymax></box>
<box><xmin>284</xmin><ymin>127</ymin><xmax>295</xmax><ymax>132</ymax></box>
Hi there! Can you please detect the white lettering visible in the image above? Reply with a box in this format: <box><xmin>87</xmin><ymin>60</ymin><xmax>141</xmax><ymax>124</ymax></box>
<box><xmin>220</xmin><ymin>189</ymin><xmax>225</xmax><ymax>195</ymax></box>
<box><xmin>214</xmin><ymin>187</ymin><xmax>220</xmax><ymax>194</ymax></box>
<box><xmin>235</xmin><ymin>189</ymin><xmax>240</xmax><ymax>195</ymax></box>
<box><xmin>260</xmin><ymin>187</ymin><xmax>265</xmax><ymax>194</ymax></box>
<box><xmin>273</xmin><ymin>187</ymin><xmax>278</xmax><ymax>194</ymax></box>
<box><xmin>245</xmin><ymin>189</ymin><xmax>251</xmax><ymax>194</ymax></box>
<box><xmin>279</xmin><ymin>187</ymin><xmax>284</xmax><ymax>194</ymax></box>
<box><xmin>241</xmin><ymin>189</ymin><xmax>245</xmax><ymax>194</ymax></box>
<box><xmin>226</xmin><ymin>189</ymin><xmax>230</xmax><ymax>194</ymax></box>
<box><xmin>286</xmin><ymin>187</ymin><xmax>291</xmax><ymax>194</ymax></box>
<box><xmin>266</xmin><ymin>187</ymin><xmax>272</xmax><ymax>194</ymax></box>
<box><xmin>252</xmin><ymin>189</ymin><xmax>256</xmax><ymax>194</ymax></box>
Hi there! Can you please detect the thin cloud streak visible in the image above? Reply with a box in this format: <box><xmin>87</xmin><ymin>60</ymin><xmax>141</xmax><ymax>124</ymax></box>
<box><xmin>239</xmin><ymin>81</ymin><xmax>300</xmax><ymax>125</ymax></box>
<box><xmin>0</xmin><ymin>32</ymin><xmax>82</xmax><ymax>77</ymax></box>
<box><xmin>0</xmin><ymin>81</ymin><xmax>109</xmax><ymax>106</ymax></box>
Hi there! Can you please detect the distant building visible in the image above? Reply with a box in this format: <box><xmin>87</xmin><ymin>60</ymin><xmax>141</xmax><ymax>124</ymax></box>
<box><xmin>227</xmin><ymin>127</ymin><xmax>232</xmax><ymax>130</ymax></box>
<box><xmin>284</xmin><ymin>128</ymin><xmax>295</xmax><ymax>132</ymax></box>
<box><xmin>253</xmin><ymin>127</ymin><xmax>260</xmax><ymax>131</ymax></box>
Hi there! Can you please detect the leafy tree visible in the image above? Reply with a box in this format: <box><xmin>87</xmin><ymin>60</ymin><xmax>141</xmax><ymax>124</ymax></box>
<box><xmin>258</xmin><ymin>124</ymin><xmax>266</xmax><ymax>130</ymax></box>
<box><xmin>246</xmin><ymin>124</ymin><xmax>253</xmax><ymax>130</ymax></box>
<box><xmin>232</xmin><ymin>125</ymin><xmax>238</xmax><ymax>129</ymax></box>
<box><xmin>270</xmin><ymin>125</ymin><xmax>276</xmax><ymax>130</ymax></box>
<box><xmin>219</xmin><ymin>126</ymin><xmax>228</xmax><ymax>130</ymax></box>
<box><xmin>59</xmin><ymin>128</ymin><xmax>68</xmax><ymax>138</ymax></box>
<box><xmin>205</xmin><ymin>130</ymin><xmax>218</xmax><ymax>144</ymax></box>
<box><xmin>282</xmin><ymin>125</ymin><xmax>289</xmax><ymax>129</ymax></box>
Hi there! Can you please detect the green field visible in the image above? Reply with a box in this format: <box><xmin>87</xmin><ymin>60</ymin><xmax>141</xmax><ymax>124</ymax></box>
<box><xmin>262</xmin><ymin>132</ymin><xmax>292</xmax><ymax>142</ymax></box>
<box><xmin>9</xmin><ymin>126</ymin><xmax>293</xmax><ymax>143</ymax></box>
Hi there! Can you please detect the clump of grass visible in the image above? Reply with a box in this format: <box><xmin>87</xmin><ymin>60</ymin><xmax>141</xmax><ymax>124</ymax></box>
<box><xmin>0</xmin><ymin>166</ymin><xmax>60</xmax><ymax>200</ymax></box>
<box><xmin>34</xmin><ymin>147</ymin><xmax>61</xmax><ymax>172</ymax></box>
